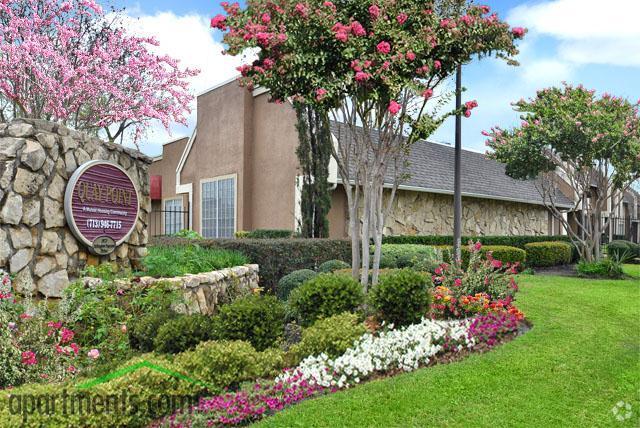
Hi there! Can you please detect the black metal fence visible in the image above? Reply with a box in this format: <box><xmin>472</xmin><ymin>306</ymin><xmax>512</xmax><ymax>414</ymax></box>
<box><xmin>601</xmin><ymin>216</ymin><xmax>639</xmax><ymax>244</ymax></box>
<box><xmin>149</xmin><ymin>208</ymin><xmax>190</xmax><ymax>237</ymax></box>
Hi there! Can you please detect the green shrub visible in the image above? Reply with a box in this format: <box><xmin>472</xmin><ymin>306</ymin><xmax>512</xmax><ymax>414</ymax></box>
<box><xmin>287</xmin><ymin>313</ymin><xmax>366</xmax><ymax>365</ymax></box>
<box><xmin>524</xmin><ymin>241</ymin><xmax>573</xmax><ymax>267</ymax></box>
<box><xmin>577</xmin><ymin>259</ymin><xmax>624</xmax><ymax>279</ymax></box>
<box><xmin>211</xmin><ymin>295</ymin><xmax>286</xmax><ymax>351</ymax></box>
<box><xmin>373</xmin><ymin>244</ymin><xmax>441</xmax><ymax>271</ymax></box>
<box><xmin>246</xmin><ymin>229</ymin><xmax>294</xmax><ymax>239</ymax></box>
<box><xmin>437</xmin><ymin>245</ymin><xmax>526</xmax><ymax>268</ymax></box>
<box><xmin>173</xmin><ymin>229</ymin><xmax>203</xmax><ymax>239</ymax></box>
<box><xmin>276</xmin><ymin>269</ymin><xmax>318</xmax><ymax>300</ymax></box>
<box><xmin>175</xmin><ymin>340</ymin><xmax>284</xmax><ymax>392</ymax></box>
<box><xmin>607</xmin><ymin>240</ymin><xmax>638</xmax><ymax>263</ymax></box>
<box><xmin>150</xmin><ymin>237</ymin><xmax>352</xmax><ymax>292</ymax></box>
<box><xmin>369</xmin><ymin>269</ymin><xmax>432</xmax><ymax>326</ymax></box>
<box><xmin>129</xmin><ymin>310</ymin><xmax>177</xmax><ymax>352</ymax></box>
<box><xmin>153</xmin><ymin>314</ymin><xmax>216</xmax><ymax>354</ymax></box>
<box><xmin>318</xmin><ymin>259</ymin><xmax>350</xmax><ymax>273</ymax></box>
<box><xmin>288</xmin><ymin>273</ymin><xmax>365</xmax><ymax>327</ymax></box>
<box><xmin>143</xmin><ymin>245</ymin><xmax>248</xmax><ymax>277</ymax></box>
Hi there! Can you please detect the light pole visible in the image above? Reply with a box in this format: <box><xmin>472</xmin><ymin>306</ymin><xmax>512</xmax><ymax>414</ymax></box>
<box><xmin>453</xmin><ymin>64</ymin><xmax>463</xmax><ymax>263</ymax></box>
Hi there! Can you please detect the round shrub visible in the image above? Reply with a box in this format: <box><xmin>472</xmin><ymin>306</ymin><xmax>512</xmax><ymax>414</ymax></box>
<box><xmin>288</xmin><ymin>273</ymin><xmax>365</xmax><ymax>327</ymax></box>
<box><xmin>276</xmin><ymin>269</ymin><xmax>318</xmax><ymax>300</ymax></box>
<box><xmin>317</xmin><ymin>259</ymin><xmax>350</xmax><ymax>273</ymax></box>
<box><xmin>286</xmin><ymin>312</ymin><xmax>366</xmax><ymax>365</ymax></box>
<box><xmin>607</xmin><ymin>240</ymin><xmax>638</xmax><ymax>263</ymax></box>
<box><xmin>128</xmin><ymin>310</ymin><xmax>176</xmax><ymax>352</ymax></box>
<box><xmin>212</xmin><ymin>294</ymin><xmax>286</xmax><ymax>351</ymax></box>
<box><xmin>369</xmin><ymin>269</ymin><xmax>431</xmax><ymax>327</ymax></box>
<box><xmin>175</xmin><ymin>340</ymin><xmax>281</xmax><ymax>393</ymax></box>
<box><xmin>372</xmin><ymin>244</ymin><xmax>441</xmax><ymax>270</ymax></box>
<box><xmin>153</xmin><ymin>314</ymin><xmax>216</xmax><ymax>354</ymax></box>
<box><xmin>524</xmin><ymin>241</ymin><xmax>572</xmax><ymax>267</ymax></box>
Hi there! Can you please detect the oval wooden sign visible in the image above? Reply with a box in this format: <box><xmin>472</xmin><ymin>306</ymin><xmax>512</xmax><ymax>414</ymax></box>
<box><xmin>64</xmin><ymin>160</ymin><xmax>140</xmax><ymax>254</ymax></box>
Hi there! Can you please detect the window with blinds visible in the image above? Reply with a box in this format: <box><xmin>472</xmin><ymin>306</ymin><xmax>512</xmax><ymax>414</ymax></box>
<box><xmin>163</xmin><ymin>199</ymin><xmax>183</xmax><ymax>235</ymax></box>
<box><xmin>201</xmin><ymin>176</ymin><xmax>236</xmax><ymax>238</ymax></box>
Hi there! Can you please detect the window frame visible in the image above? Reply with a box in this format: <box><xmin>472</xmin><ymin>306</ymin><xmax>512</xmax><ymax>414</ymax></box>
<box><xmin>199</xmin><ymin>174</ymin><xmax>238</xmax><ymax>238</ymax></box>
<box><xmin>162</xmin><ymin>197</ymin><xmax>184</xmax><ymax>236</ymax></box>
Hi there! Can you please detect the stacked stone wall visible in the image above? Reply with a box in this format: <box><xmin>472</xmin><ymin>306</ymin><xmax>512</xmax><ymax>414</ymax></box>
<box><xmin>0</xmin><ymin>119</ymin><xmax>151</xmax><ymax>297</ymax></box>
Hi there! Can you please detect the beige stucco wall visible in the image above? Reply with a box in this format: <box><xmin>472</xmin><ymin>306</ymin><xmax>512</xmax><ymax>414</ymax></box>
<box><xmin>382</xmin><ymin>189</ymin><xmax>549</xmax><ymax>236</ymax></box>
<box><xmin>250</xmin><ymin>92</ymin><xmax>300</xmax><ymax>231</ymax></box>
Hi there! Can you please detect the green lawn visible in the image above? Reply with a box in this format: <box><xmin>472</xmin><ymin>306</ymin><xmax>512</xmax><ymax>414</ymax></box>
<box><xmin>259</xmin><ymin>268</ymin><xmax>640</xmax><ymax>427</ymax></box>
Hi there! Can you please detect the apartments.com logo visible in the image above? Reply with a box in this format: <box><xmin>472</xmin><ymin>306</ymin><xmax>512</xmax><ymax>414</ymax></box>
<box><xmin>6</xmin><ymin>360</ymin><xmax>209</xmax><ymax>423</ymax></box>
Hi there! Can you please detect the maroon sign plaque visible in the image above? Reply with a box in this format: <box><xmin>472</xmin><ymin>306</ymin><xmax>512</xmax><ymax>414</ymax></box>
<box><xmin>64</xmin><ymin>160</ymin><xmax>140</xmax><ymax>255</ymax></box>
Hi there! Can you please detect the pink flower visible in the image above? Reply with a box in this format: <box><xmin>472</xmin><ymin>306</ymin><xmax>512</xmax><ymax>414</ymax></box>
<box><xmin>315</xmin><ymin>88</ymin><xmax>327</xmax><ymax>101</ymax></box>
<box><xmin>87</xmin><ymin>349</ymin><xmax>100</xmax><ymax>360</ymax></box>
<box><xmin>422</xmin><ymin>88</ymin><xmax>433</xmax><ymax>99</ymax></box>
<box><xmin>210</xmin><ymin>14</ymin><xmax>226</xmax><ymax>30</ymax></box>
<box><xmin>464</xmin><ymin>110</ymin><xmax>471</xmax><ymax>118</ymax></box>
<box><xmin>387</xmin><ymin>100</ymin><xmax>401</xmax><ymax>116</ymax></box>
<box><xmin>60</xmin><ymin>327</ymin><xmax>75</xmax><ymax>344</ymax></box>
<box><xmin>116</xmin><ymin>289</ymin><xmax>125</xmax><ymax>296</ymax></box>
<box><xmin>396</xmin><ymin>13</ymin><xmax>408</xmax><ymax>25</ymax></box>
<box><xmin>351</xmin><ymin>21</ymin><xmax>366</xmax><ymax>37</ymax></box>
<box><xmin>406</xmin><ymin>51</ymin><xmax>416</xmax><ymax>61</ymax></box>
<box><xmin>355</xmin><ymin>71</ymin><xmax>371</xmax><ymax>82</ymax></box>
<box><xmin>70</xmin><ymin>343</ymin><xmax>79</xmax><ymax>355</ymax></box>
<box><xmin>120</xmin><ymin>324</ymin><xmax>127</xmax><ymax>333</ymax></box>
<box><xmin>376</xmin><ymin>41</ymin><xmax>391</xmax><ymax>54</ymax></box>
<box><xmin>512</xmin><ymin>27</ymin><xmax>526</xmax><ymax>38</ymax></box>
<box><xmin>369</xmin><ymin>4</ymin><xmax>380</xmax><ymax>19</ymax></box>
<box><xmin>435</xmin><ymin>267</ymin><xmax>442</xmax><ymax>275</ymax></box>
<box><xmin>454</xmin><ymin>278</ymin><xmax>462</xmax><ymax>287</ymax></box>
<box><xmin>474</xmin><ymin>242</ymin><xmax>482</xmax><ymax>251</ymax></box>
<box><xmin>261</xmin><ymin>13</ymin><xmax>271</xmax><ymax>24</ymax></box>
<box><xmin>294</xmin><ymin>3</ymin><xmax>308</xmax><ymax>17</ymax></box>
<box><xmin>323</xmin><ymin>1</ymin><xmax>335</xmax><ymax>9</ymax></box>
<box><xmin>335</xmin><ymin>31</ymin><xmax>349</xmax><ymax>42</ymax></box>
<box><xmin>22</xmin><ymin>351</ymin><xmax>37</xmax><ymax>365</ymax></box>
<box><xmin>434</xmin><ymin>60</ymin><xmax>441</xmax><ymax>69</ymax></box>
<box><xmin>67</xmin><ymin>365</ymin><xmax>76</xmax><ymax>373</ymax></box>
<box><xmin>491</xmin><ymin>260</ymin><xmax>503</xmax><ymax>269</ymax></box>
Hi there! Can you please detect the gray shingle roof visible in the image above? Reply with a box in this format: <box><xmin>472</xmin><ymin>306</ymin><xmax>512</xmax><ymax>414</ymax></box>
<box><xmin>329</xmin><ymin>122</ymin><xmax>574</xmax><ymax>209</ymax></box>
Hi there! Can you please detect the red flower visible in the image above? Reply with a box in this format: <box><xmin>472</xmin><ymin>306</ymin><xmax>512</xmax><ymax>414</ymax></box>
<box><xmin>210</xmin><ymin>14</ymin><xmax>227</xmax><ymax>30</ymax></box>
<box><xmin>512</xmin><ymin>27</ymin><xmax>526</xmax><ymax>38</ymax></box>
<box><xmin>21</xmin><ymin>351</ymin><xmax>37</xmax><ymax>365</ymax></box>
<box><xmin>422</xmin><ymin>88</ymin><xmax>433</xmax><ymax>99</ymax></box>
<box><xmin>396</xmin><ymin>13</ymin><xmax>408</xmax><ymax>25</ymax></box>
<box><xmin>388</xmin><ymin>100</ymin><xmax>401</xmax><ymax>115</ymax></box>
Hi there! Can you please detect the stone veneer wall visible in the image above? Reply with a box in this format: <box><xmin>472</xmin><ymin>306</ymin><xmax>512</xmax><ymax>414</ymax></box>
<box><xmin>384</xmin><ymin>190</ymin><xmax>549</xmax><ymax>236</ymax></box>
<box><xmin>82</xmin><ymin>264</ymin><xmax>260</xmax><ymax>315</ymax></box>
<box><xmin>0</xmin><ymin>119</ymin><xmax>152</xmax><ymax>297</ymax></box>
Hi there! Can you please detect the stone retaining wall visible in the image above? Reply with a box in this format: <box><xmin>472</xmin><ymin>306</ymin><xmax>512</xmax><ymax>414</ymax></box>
<box><xmin>0</xmin><ymin>119</ymin><xmax>152</xmax><ymax>297</ymax></box>
<box><xmin>82</xmin><ymin>264</ymin><xmax>260</xmax><ymax>315</ymax></box>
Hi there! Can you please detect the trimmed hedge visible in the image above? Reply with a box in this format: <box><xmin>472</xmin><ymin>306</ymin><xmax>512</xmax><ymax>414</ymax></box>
<box><xmin>369</xmin><ymin>269</ymin><xmax>432</xmax><ymax>327</ymax></box>
<box><xmin>246</xmin><ymin>229</ymin><xmax>295</xmax><ymax>239</ymax></box>
<box><xmin>276</xmin><ymin>269</ymin><xmax>318</xmax><ymax>300</ymax></box>
<box><xmin>384</xmin><ymin>234</ymin><xmax>579</xmax><ymax>261</ymax></box>
<box><xmin>436</xmin><ymin>245</ymin><xmax>526</xmax><ymax>267</ymax></box>
<box><xmin>151</xmin><ymin>237</ymin><xmax>352</xmax><ymax>292</ymax></box>
<box><xmin>524</xmin><ymin>241</ymin><xmax>573</xmax><ymax>267</ymax></box>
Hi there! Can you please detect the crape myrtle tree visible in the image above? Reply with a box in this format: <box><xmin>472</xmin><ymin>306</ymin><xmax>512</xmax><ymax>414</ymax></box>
<box><xmin>0</xmin><ymin>0</ymin><xmax>199</xmax><ymax>144</ymax></box>
<box><xmin>213</xmin><ymin>0</ymin><xmax>524</xmax><ymax>288</ymax></box>
<box><xmin>486</xmin><ymin>84</ymin><xmax>640</xmax><ymax>262</ymax></box>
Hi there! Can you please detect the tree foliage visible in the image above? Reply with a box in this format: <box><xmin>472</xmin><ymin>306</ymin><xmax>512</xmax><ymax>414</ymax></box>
<box><xmin>0</xmin><ymin>0</ymin><xmax>199</xmax><ymax>143</ymax></box>
<box><xmin>213</xmin><ymin>0</ymin><xmax>523</xmax><ymax>287</ymax></box>
<box><xmin>486</xmin><ymin>84</ymin><xmax>640</xmax><ymax>261</ymax></box>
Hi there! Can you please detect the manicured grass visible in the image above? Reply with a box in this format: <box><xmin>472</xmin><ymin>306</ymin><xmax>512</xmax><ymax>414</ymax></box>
<box><xmin>143</xmin><ymin>245</ymin><xmax>248</xmax><ymax>277</ymax></box>
<box><xmin>258</xmin><ymin>274</ymin><xmax>640</xmax><ymax>427</ymax></box>
<box><xmin>623</xmin><ymin>263</ymin><xmax>640</xmax><ymax>279</ymax></box>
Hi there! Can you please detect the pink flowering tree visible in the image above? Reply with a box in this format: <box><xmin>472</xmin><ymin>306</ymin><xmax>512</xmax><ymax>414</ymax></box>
<box><xmin>486</xmin><ymin>84</ymin><xmax>640</xmax><ymax>261</ymax></box>
<box><xmin>213</xmin><ymin>0</ymin><xmax>524</xmax><ymax>287</ymax></box>
<box><xmin>0</xmin><ymin>0</ymin><xmax>199</xmax><ymax>143</ymax></box>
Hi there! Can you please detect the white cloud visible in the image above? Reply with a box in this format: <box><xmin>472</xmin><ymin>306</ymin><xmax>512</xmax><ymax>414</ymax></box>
<box><xmin>508</xmin><ymin>0</ymin><xmax>640</xmax><ymax>67</ymax></box>
<box><xmin>116</xmin><ymin>11</ymin><xmax>246</xmax><ymax>155</ymax></box>
<box><xmin>521</xmin><ymin>59</ymin><xmax>573</xmax><ymax>86</ymax></box>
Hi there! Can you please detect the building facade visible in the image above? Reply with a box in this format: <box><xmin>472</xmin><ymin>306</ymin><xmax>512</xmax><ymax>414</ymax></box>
<box><xmin>149</xmin><ymin>78</ymin><xmax>597</xmax><ymax>240</ymax></box>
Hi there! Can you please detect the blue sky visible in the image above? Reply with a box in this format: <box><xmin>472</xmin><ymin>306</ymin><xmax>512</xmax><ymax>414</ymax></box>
<box><xmin>112</xmin><ymin>0</ymin><xmax>640</xmax><ymax>156</ymax></box>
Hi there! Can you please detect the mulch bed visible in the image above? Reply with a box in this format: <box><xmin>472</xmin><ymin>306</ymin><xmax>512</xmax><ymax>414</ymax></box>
<box><xmin>531</xmin><ymin>264</ymin><xmax>579</xmax><ymax>277</ymax></box>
